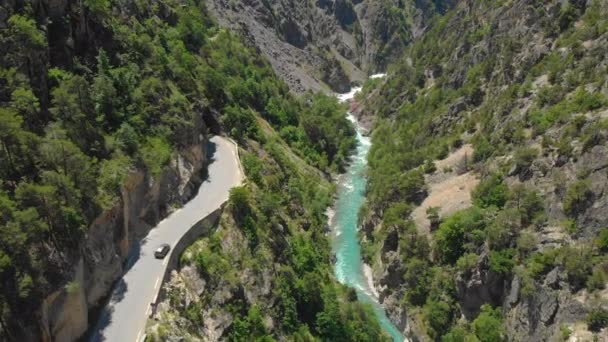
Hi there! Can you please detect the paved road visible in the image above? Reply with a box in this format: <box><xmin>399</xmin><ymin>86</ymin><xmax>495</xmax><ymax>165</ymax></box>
<box><xmin>89</xmin><ymin>136</ymin><xmax>242</xmax><ymax>342</ymax></box>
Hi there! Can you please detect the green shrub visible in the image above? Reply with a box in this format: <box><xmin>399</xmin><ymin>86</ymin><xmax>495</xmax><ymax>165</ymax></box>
<box><xmin>596</xmin><ymin>228</ymin><xmax>608</xmax><ymax>253</ymax></box>
<box><xmin>472</xmin><ymin>305</ymin><xmax>505</xmax><ymax>342</ymax></box>
<box><xmin>424</xmin><ymin>159</ymin><xmax>437</xmax><ymax>174</ymax></box>
<box><xmin>472</xmin><ymin>174</ymin><xmax>508</xmax><ymax>208</ymax></box>
<box><xmin>140</xmin><ymin>136</ymin><xmax>171</xmax><ymax>176</ymax></box>
<box><xmin>489</xmin><ymin>249</ymin><xmax>515</xmax><ymax>275</ymax></box>
<box><xmin>587</xmin><ymin>309</ymin><xmax>608</xmax><ymax>332</ymax></box>
<box><xmin>560</xmin><ymin>245</ymin><xmax>593</xmax><ymax>289</ymax></box>
<box><xmin>559</xmin><ymin>324</ymin><xmax>571</xmax><ymax>341</ymax></box>
<box><xmin>525</xmin><ymin>249</ymin><xmax>559</xmax><ymax>279</ymax></box>
<box><xmin>513</xmin><ymin>147</ymin><xmax>538</xmax><ymax>173</ymax></box>
<box><xmin>423</xmin><ymin>300</ymin><xmax>454</xmax><ymax>340</ymax></box>
<box><xmin>563</xmin><ymin>179</ymin><xmax>593</xmax><ymax>216</ymax></box>
<box><xmin>435</xmin><ymin>207</ymin><xmax>486</xmax><ymax>264</ymax></box>
<box><xmin>456</xmin><ymin>253</ymin><xmax>479</xmax><ymax>274</ymax></box>
<box><xmin>473</xmin><ymin>136</ymin><xmax>493</xmax><ymax>162</ymax></box>
<box><xmin>586</xmin><ymin>266</ymin><xmax>607</xmax><ymax>291</ymax></box>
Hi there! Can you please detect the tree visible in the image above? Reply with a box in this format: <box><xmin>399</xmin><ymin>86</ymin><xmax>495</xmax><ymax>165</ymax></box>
<box><xmin>435</xmin><ymin>207</ymin><xmax>486</xmax><ymax>264</ymax></box>
<box><xmin>424</xmin><ymin>299</ymin><xmax>454</xmax><ymax>339</ymax></box>
<box><xmin>427</xmin><ymin>206</ymin><xmax>441</xmax><ymax>231</ymax></box>
<box><xmin>10</xmin><ymin>87</ymin><xmax>40</xmax><ymax>131</ymax></box>
<box><xmin>2</xmin><ymin>15</ymin><xmax>47</xmax><ymax>77</ymax></box>
<box><xmin>472</xmin><ymin>174</ymin><xmax>508</xmax><ymax>209</ymax></box>
<box><xmin>230</xmin><ymin>186</ymin><xmax>252</xmax><ymax>218</ymax></box>
<box><xmin>403</xmin><ymin>258</ymin><xmax>432</xmax><ymax>306</ymax></box>
<box><xmin>513</xmin><ymin>147</ymin><xmax>538</xmax><ymax>177</ymax></box>
<box><xmin>221</xmin><ymin>105</ymin><xmax>259</xmax><ymax>142</ymax></box>
<box><xmin>472</xmin><ymin>305</ymin><xmax>505</xmax><ymax>342</ymax></box>
<box><xmin>0</xmin><ymin>108</ymin><xmax>25</xmax><ymax>180</ymax></box>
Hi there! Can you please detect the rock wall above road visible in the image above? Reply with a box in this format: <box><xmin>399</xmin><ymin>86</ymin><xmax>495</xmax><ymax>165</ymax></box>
<box><xmin>36</xmin><ymin>137</ymin><xmax>208</xmax><ymax>342</ymax></box>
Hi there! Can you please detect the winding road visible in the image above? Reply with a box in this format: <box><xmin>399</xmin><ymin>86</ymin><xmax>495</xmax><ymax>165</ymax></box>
<box><xmin>89</xmin><ymin>136</ymin><xmax>243</xmax><ymax>342</ymax></box>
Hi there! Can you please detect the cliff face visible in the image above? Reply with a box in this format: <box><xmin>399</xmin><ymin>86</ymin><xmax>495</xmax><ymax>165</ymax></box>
<box><xmin>206</xmin><ymin>0</ymin><xmax>455</xmax><ymax>93</ymax></box>
<box><xmin>36</xmin><ymin>138</ymin><xmax>208</xmax><ymax>342</ymax></box>
<box><xmin>358</xmin><ymin>0</ymin><xmax>608</xmax><ymax>340</ymax></box>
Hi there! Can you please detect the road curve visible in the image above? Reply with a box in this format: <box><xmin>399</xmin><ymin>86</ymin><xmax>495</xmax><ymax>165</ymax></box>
<box><xmin>89</xmin><ymin>136</ymin><xmax>243</xmax><ymax>342</ymax></box>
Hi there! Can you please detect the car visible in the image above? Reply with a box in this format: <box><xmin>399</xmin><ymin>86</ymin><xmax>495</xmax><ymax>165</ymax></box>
<box><xmin>154</xmin><ymin>244</ymin><xmax>171</xmax><ymax>259</ymax></box>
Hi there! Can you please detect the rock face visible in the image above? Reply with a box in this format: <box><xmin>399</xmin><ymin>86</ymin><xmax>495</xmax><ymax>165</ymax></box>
<box><xmin>35</xmin><ymin>136</ymin><xmax>208</xmax><ymax>341</ymax></box>
<box><xmin>455</xmin><ymin>250</ymin><xmax>506</xmax><ymax>319</ymax></box>
<box><xmin>206</xmin><ymin>0</ymin><xmax>454</xmax><ymax>93</ymax></box>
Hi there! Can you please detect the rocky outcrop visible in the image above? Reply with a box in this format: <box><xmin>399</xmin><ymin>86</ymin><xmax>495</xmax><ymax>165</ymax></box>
<box><xmin>39</xmin><ymin>259</ymin><xmax>88</xmax><ymax>342</ymax></box>
<box><xmin>455</xmin><ymin>250</ymin><xmax>507</xmax><ymax>319</ymax></box>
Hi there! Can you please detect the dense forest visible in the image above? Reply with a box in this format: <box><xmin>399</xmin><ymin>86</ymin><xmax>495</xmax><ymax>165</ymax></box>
<box><xmin>0</xmin><ymin>0</ymin><xmax>361</xmax><ymax>339</ymax></box>
<box><xmin>358</xmin><ymin>0</ymin><xmax>608</xmax><ymax>340</ymax></box>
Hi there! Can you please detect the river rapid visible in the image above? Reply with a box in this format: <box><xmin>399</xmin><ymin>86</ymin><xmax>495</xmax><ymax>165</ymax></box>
<box><xmin>331</xmin><ymin>75</ymin><xmax>406</xmax><ymax>342</ymax></box>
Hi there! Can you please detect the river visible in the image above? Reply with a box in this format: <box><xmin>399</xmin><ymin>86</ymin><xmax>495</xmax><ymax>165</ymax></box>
<box><xmin>331</xmin><ymin>76</ymin><xmax>406</xmax><ymax>342</ymax></box>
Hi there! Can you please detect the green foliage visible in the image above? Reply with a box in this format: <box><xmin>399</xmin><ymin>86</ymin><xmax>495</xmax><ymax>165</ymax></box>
<box><xmin>6</xmin><ymin>14</ymin><xmax>47</xmax><ymax>50</ymax></box>
<box><xmin>587</xmin><ymin>308</ymin><xmax>608</xmax><ymax>332</ymax></box>
<box><xmin>563</xmin><ymin>178</ymin><xmax>593</xmax><ymax>217</ymax></box>
<box><xmin>472</xmin><ymin>305</ymin><xmax>505</xmax><ymax>342</ymax></box>
<box><xmin>230</xmin><ymin>305</ymin><xmax>274</xmax><ymax>341</ymax></box>
<box><xmin>560</xmin><ymin>245</ymin><xmax>593</xmax><ymax>289</ymax></box>
<box><xmin>456</xmin><ymin>253</ymin><xmax>479</xmax><ymax>275</ymax></box>
<box><xmin>139</xmin><ymin>137</ymin><xmax>171</xmax><ymax>176</ymax></box>
<box><xmin>596</xmin><ymin>228</ymin><xmax>608</xmax><ymax>253</ymax></box>
<box><xmin>472</xmin><ymin>174</ymin><xmax>508</xmax><ymax>209</ymax></box>
<box><xmin>435</xmin><ymin>207</ymin><xmax>486</xmax><ymax>264</ymax></box>
<box><xmin>513</xmin><ymin>147</ymin><xmax>538</xmax><ymax>173</ymax></box>
<box><xmin>222</xmin><ymin>105</ymin><xmax>260</xmax><ymax>142</ymax></box>
<box><xmin>524</xmin><ymin>249</ymin><xmax>559</xmax><ymax>279</ymax></box>
<box><xmin>403</xmin><ymin>258</ymin><xmax>433</xmax><ymax>306</ymax></box>
<box><xmin>0</xmin><ymin>1</ymin><xmax>360</xmax><ymax>334</ymax></box>
<box><xmin>488</xmin><ymin>249</ymin><xmax>515</xmax><ymax>275</ymax></box>
<box><xmin>424</xmin><ymin>299</ymin><xmax>454</xmax><ymax>340</ymax></box>
<box><xmin>84</xmin><ymin>0</ymin><xmax>111</xmax><ymax>17</ymax></box>
<box><xmin>442</xmin><ymin>326</ymin><xmax>478</xmax><ymax>342</ymax></box>
<box><xmin>96</xmin><ymin>153</ymin><xmax>132</xmax><ymax>209</ymax></box>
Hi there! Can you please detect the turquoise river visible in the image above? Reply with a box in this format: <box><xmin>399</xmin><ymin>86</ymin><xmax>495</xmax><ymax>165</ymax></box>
<box><xmin>332</xmin><ymin>80</ymin><xmax>406</xmax><ymax>342</ymax></box>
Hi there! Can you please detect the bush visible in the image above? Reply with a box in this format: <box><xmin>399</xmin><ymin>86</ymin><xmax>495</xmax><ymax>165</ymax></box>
<box><xmin>472</xmin><ymin>174</ymin><xmax>508</xmax><ymax>208</ymax></box>
<box><xmin>456</xmin><ymin>253</ymin><xmax>479</xmax><ymax>275</ymax></box>
<box><xmin>489</xmin><ymin>249</ymin><xmax>515</xmax><ymax>275</ymax></box>
<box><xmin>563</xmin><ymin>179</ymin><xmax>593</xmax><ymax>216</ymax></box>
<box><xmin>596</xmin><ymin>228</ymin><xmax>608</xmax><ymax>253</ymax></box>
<box><xmin>513</xmin><ymin>147</ymin><xmax>538</xmax><ymax>173</ymax></box>
<box><xmin>472</xmin><ymin>304</ymin><xmax>505</xmax><ymax>342</ymax></box>
<box><xmin>140</xmin><ymin>136</ymin><xmax>171</xmax><ymax>176</ymax></box>
<box><xmin>424</xmin><ymin>159</ymin><xmax>437</xmax><ymax>174</ymax></box>
<box><xmin>473</xmin><ymin>136</ymin><xmax>493</xmax><ymax>162</ymax></box>
<box><xmin>560</xmin><ymin>245</ymin><xmax>593</xmax><ymax>289</ymax></box>
<box><xmin>423</xmin><ymin>300</ymin><xmax>454</xmax><ymax>340</ymax></box>
<box><xmin>435</xmin><ymin>207</ymin><xmax>486</xmax><ymax>264</ymax></box>
<box><xmin>587</xmin><ymin>308</ymin><xmax>608</xmax><ymax>332</ymax></box>
<box><xmin>586</xmin><ymin>266</ymin><xmax>607</xmax><ymax>291</ymax></box>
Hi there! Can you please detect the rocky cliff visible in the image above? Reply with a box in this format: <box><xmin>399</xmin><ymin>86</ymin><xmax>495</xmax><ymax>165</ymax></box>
<box><xmin>206</xmin><ymin>0</ymin><xmax>455</xmax><ymax>93</ymax></box>
<box><xmin>37</xmin><ymin>139</ymin><xmax>208</xmax><ymax>342</ymax></box>
<box><xmin>357</xmin><ymin>0</ymin><xmax>608</xmax><ymax>340</ymax></box>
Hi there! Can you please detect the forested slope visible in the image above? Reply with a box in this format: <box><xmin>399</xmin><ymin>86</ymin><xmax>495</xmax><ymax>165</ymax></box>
<box><xmin>358</xmin><ymin>0</ymin><xmax>608</xmax><ymax>340</ymax></box>
<box><xmin>0</xmin><ymin>0</ymin><xmax>370</xmax><ymax>340</ymax></box>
